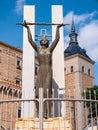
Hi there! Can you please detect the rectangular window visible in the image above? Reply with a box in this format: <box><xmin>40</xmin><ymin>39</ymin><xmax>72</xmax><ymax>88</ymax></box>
<box><xmin>88</xmin><ymin>69</ymin><xmax>90</xmax><ymax>75</ymax></box>
<box><xmin>71</xmin><ymin>66</ymin><xmax>73</xmax><ymax>72</ymax></box>
<box><xmin>17</xmin><ymin>60</ymin><xmax>20</xmax><ymax>66</ymax></box>
<box><xmin>16</xmin><ymin>57</ymin><xmax>22</xmax><ymax>70</ymax></box>
<box><xmin>18</xmin><ymin>107</ymin><xmax>21</xmax><ymax>118</ymax></box>
<box><xmin>16</xmin><ymin>78</ymin><xmax>21</xmax><ymax>84</ymax></box>
<box><xmin>82</xmin><ymin>66</ymin><xmax>84</xmax><ymax>72</ymax></box>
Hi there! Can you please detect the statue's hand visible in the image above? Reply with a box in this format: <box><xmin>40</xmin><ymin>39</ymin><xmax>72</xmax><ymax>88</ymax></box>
<box><xmin>22</xmin><ymin>20</ymin><xmax>29</xmax><ymax>28</ymax></box>
<box><xmin>57</xmin><ymin>23</ymin><xmax>65</xmax><ymax>28</ymax></box>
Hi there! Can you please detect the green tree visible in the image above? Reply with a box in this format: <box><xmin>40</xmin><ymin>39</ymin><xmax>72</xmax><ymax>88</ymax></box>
<box><xmin>83</xmin><ymin>85</ymin><xmax>98</xmax><ymax>118</ymax></box>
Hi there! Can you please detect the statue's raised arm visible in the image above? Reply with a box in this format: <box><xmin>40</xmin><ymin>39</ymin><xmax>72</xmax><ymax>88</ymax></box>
<box><xmin>22</xmin><ymin>20</ymin><xmax>38</xmax><ymax>52</ymax></box>
<box><xmin>50</xmin><ymin>24</ymin><xmax>64</xmax><ymax>53</ymax></box>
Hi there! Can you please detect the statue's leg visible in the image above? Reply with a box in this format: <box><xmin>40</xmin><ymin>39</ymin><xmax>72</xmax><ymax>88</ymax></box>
<box><xmin>43</xmin><ymin>88</ymin><xmax>52</xmax><ymax>118</ymax></box>
<box><xmin>35</xmin><ymin>100</ymin><xmax>39</xmax><ymax>117</ymax></box>
<box><xmin>49</xmin><ymin>87</ymin><xmax>52</xmax><ymax>117</ymax></box>
<box><xmin>43</xmin><ymin>93</ymin><xmax>48</xmax><ymax>118</ymax></box>
<box><xmin>35</xmin><ymin>87</ymin><xmax>39</xmax><ymax>117</ymax></box>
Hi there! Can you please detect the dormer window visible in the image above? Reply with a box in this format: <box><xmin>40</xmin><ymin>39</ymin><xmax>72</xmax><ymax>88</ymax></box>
<box><xmin>71</xmin><ymin>35</ymin><xmax>75</xmax><ymax>42</ymax></box>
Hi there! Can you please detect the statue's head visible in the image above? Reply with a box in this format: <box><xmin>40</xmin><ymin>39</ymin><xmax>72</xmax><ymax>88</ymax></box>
<box><xmin>40</xmin><ymin>35</ymin><xmax>49</xmax><ymax>48</ymax></box>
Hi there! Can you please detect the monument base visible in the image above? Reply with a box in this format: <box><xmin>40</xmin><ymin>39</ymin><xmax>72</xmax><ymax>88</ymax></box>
<box><xmin>15</xmin><ymin>117</ymin><xmax>71</xmax><ymax>130</ymax></box>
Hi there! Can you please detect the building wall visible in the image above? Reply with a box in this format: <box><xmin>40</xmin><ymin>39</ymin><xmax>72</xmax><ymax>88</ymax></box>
<box><xmin>78</xmin><ymin>56</ymin><xmax>94</xmax><ymax>90</ymax></box>
<box><xmin>64</xmin><ymin>56</ymin><xmax>77</xmax><ymax>130</ymax></box>
<box><xmin>0</xmin><ymin>85</ymin><xmax>22</xmax><ymax>130</ymax></box>
<box><xmin>0</xmin><ymin>41</ymin><xmax>22</xmax><ymax>129</ymax></box>
<box><xmin>65</xmin><ymin>56</ymin><xmax>79</xmax><ymax>75</ymax></box>
<box><xmin>82</xmin><ymin>73</ymin><xmax>94</xmax><ymax>90</ymax></box>
<box><xmin>0</xmin><ymin>41</ymin><xmax>22</xmax><ymax>84</ymax></box>
<box><xmin>65</xmin><ymin>54</ymin><xmax>94</xmax><ymax>93</ymax></box>
<box><xmin>64</xmin><ymin>54</ymin><xmax>95</xmax><ymax>130</ymax></box>
<box><xmin>78</xmin><ymin>55</ymin><xmax>94</xmax><ymax>77</ymax></box>
<box><xmin>65</xmin><ymin>73</ymin><xmax>76</xmax><ymax>97</ymax></box>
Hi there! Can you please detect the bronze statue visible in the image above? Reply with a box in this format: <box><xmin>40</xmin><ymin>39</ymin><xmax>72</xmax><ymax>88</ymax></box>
<box><xmin>22</xmin><ymin>21</ymin><xmax>64</xmax><ymax>117</ymax></box>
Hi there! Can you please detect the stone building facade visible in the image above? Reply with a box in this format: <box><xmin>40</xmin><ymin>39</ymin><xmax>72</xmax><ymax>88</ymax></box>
<box><xmin>0</xmin><ymin>41</ymin><xmax>22</xmax><ymax>130</ymax></box>
<box><xmin>0</xmin><ymin>41</ymin><xmax>22</xmax><ymax>83</ymax></box>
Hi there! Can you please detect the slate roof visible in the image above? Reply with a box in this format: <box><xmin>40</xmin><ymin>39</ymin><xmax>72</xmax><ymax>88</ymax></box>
<box><xmin>64</xmin><ymin>42</ymin><xmax>91</xmax><ymax>60</ymax></box>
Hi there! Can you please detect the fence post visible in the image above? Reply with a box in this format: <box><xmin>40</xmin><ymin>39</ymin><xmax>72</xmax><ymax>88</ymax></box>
<box><xmin>39</xmin><ymin>88</ymin><xmax>43</xmax><ymax>130</ymax></box>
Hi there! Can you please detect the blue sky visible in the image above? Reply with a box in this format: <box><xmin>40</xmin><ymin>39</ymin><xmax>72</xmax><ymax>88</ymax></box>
<box><xmin>0</xmin><ymin>0</ymin><xmax>98</xmax><ymax>85</ymax></box>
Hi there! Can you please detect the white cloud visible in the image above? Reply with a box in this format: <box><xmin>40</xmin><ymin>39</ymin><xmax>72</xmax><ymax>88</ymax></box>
<box><xmin>64</xmin><ymin>11</ymin><xmax>98</xmax><ymax>62</ymax></box>
<box><xmin>78</xmin><ymin>20</ymin><xmax>98</xmax><ymax>62</ymax></box>
<box><xmin>64</xmin><ymin>11</ymin><xmax>97</xmax><ymax>26</ymax></box>
<box><xmin>15</xmin><ymin>0</ymin><xmax>26</xmax><ymax>14</ymax></box>
<box><xmin>64</xmin><ymin>35</ymin><xmax>69</xmax><ymax>48</ymax></box>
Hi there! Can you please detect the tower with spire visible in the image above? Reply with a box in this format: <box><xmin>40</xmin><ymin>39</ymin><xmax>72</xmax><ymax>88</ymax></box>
<box><xmin>69</xmin><ymin>16</ymin><xmax>78</xmax><ymax>43</ymax></box>
<box><xmin>64</xmin><ymin>17</ymin><xmax>95</xmax><ymax>129</ymax></box>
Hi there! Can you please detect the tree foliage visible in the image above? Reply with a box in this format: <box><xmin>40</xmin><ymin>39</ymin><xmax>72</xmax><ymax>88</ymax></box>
<box><xmin>83</xmin><ymin>85</ymin><xmax>98</xmax><ymax>118</ymax></box>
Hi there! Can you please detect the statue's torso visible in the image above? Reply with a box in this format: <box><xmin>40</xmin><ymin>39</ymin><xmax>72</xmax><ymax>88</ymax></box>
<box><xmin>35</xmin><ymin>47</ymin><xmax>52</xmax><ymax>95</ymax></box>
<box><xmin>37</xmin><ymin>47</ymin><xmax>52</xmax><ymax>65</ymax></box>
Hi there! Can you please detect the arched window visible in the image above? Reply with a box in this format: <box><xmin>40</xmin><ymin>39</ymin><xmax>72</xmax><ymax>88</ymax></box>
<box><xmin>82</xmin><ymin>66</ymin><xmax>84</xmax><ymax>72</ymax></box>
<box><xmin>71</xmin><ymin>66</ymin><xmax>74</xmax><ymax>72</ymax></box>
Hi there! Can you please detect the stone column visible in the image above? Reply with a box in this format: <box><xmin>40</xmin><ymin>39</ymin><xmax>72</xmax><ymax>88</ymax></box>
<box><xmin>52</xmin><ymin>5</ymin><xmax>65</xmax><ymax>117</ymax></box>
<box><xmin>22</xmin><ymin>5</ymin><xmax>35</xmax><ymax>117</ymax></box>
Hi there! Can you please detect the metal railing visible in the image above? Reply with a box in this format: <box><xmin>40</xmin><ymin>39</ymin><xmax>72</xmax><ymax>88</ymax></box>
<box><xmin>0</xmin><ymin>88</ymin><xmax>98</xmax><ymax>130</ymax></box>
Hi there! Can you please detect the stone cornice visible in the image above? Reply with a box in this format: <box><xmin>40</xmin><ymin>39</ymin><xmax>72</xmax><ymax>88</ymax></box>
<box><xmin>65</xmin><ymin>70</ymin><xmax>95</xmax><ymax>79</ymax></box>
<box><xmin>0</xmin><ymin>41</ymin><xmax>22</xmax><ymax>53</ymax></box>
<box><xmin>64</xmin><ymin>53</ymin><xmax>95</xmax><ymax>65</ymax></box>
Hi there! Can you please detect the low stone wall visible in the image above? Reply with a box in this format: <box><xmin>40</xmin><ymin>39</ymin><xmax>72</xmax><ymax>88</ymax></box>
<box><xmin>15</xmin><ymin>117</ymin><xmax>71</xmax><ymax>130</ymax></box>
